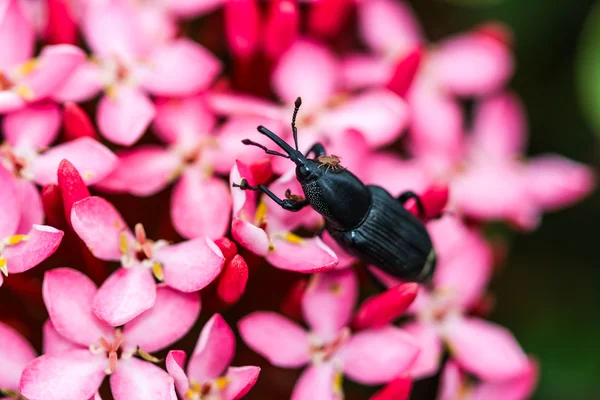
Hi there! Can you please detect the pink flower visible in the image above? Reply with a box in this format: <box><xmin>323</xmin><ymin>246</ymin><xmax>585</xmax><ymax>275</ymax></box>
<box><xmin>166</xmin><ymin>314</ymin><xmax>260</xmax><ymax>400</ymax></box>
<box><xmin>230</xmin><ymin>160</ymin><xmax>338</xmax><ymax>273</ymax></box>
<box><xmin>372</xmin><ymin>217</ymin><xmax>529</xmax><ymax>380</ymax></box>
<box><xmin>438</xmin><ymin>359</ymin><xmax>538</xmax><ymax>400</ymax></box>
<box><xmin>0</xmin><ymin>322</ymin><xmax>36</xmax><ymax>395</ymax></box>
<box><xmin>239</xmin><ymin>269</ymin><xmax>420</xmax><ymax>399</ymax></box>
<box><xmin>70</xmin><ymin>196</ymin><xmax>224</xmax><ymax>326</ymax></box>
<box><xmin>20</xmin><ymin>268</ymin><xmax>200</xmax><ymax>400</ymax></box>
<box><xmin>54</xmin><ymin>0</ymin><xmax>221</xmax><ymax>146</ymax></box>
<box><xmin>0</xmin><ymin>0</ymin><xmax>84</xmax><ymax>114</ymax></box>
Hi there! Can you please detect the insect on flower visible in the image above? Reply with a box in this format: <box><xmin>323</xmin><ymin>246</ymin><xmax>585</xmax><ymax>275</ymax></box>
<box><xmin>233</xmin><ymin>97</ymin><xmax>437</xmax><ymax>283</ymax></box>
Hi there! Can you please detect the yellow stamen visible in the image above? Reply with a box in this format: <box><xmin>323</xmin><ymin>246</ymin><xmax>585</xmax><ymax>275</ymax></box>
<box><xmin>329</xmin><ymin>283</ymin><xmax>342</xmax><ymax>295</ymax></box>
<box><xmin>0</xmin><ymin>257</ymin><xmax>7</xmax><ymax>276</ymax></box>
<box><xmin>284</xmin><ymin>232</ymin><xmax>305</xmax><ymax>245</ymax></box>
<box><xmin>18</xmin><ymin>59</ymin><xmax>39</xmax><ymax>75</ymax></box>
<box><xmin>5</xmin><ymin>234</ymin><xmax>30</xmax><ymax>245</ymax></box>
<box><xmin>152</xmin><ymin>263</ymin><xmax>164</xmax><ymax>282</ymax></box>
<box><xmin>83</xmin><ymin>171</ymin><xmax>94</xmax><ymax>181</ymax></box>
<box><xmin>333</xmin><ymin>372</ymin><xmax>343</xmax><ymax>394</ymax></box>
<box><xmin>254</xmin><ymin>201</ymin><xmax>268</xmax><ymax>224</ymax></box>
<box><xmin>185</xmin><ymin>382</ymin><xmax>202</xmax><ymax>399</ymax></box>
<box><xmin>137</xmin><ymin>347</ymin><xmax>162</xmax><ymax>363</ymax></box>
<box><xmin>214</xmin><ymin>376</ymin><xmax>230</xmax><ymax>390</ymax></box>
<box><xmin>268</xmin><ymin>242</ymin><xmax>275</xmax><ymax>252</ymax></box>
<box><xmin>15</xmin><ymin>85</ymin><xmax>34</xmax><ymax>100</ymax></box>
<box><xmin>105</xmin><ymin>84</ymin><xmax>118</xmax><ymax>100</ymax></box>
<box><xmin>119</xmin><ymin>231</ymin><xmax>128</xmax><ymax>254</ymax></box>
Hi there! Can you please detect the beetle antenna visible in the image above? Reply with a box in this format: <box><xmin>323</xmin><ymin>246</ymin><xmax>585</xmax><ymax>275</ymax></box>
<box><xmin>291</xmin><ymin>97</ymin><xmax>302</xmax><ymax>151</ymax></box>
<box><xmin>256</xmin><ymin>125</ymin><xmax>306</xmax><ymax>165</ymax></box>
<box><xmin>241</xmin><ymin>139</ymin><xmax>290</xmax><ymax>159</ymax></box>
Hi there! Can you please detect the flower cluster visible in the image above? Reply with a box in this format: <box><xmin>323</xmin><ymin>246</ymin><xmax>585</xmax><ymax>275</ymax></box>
<box><xmin>0</xmin><ymin>0</ymin><xmax>594</xmax><ymax>399</ymax></box>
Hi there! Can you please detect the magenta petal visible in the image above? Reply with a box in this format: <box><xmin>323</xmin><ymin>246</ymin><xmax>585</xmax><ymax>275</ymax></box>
<box><xmin>0</xmin><ymin>321</ymin><xmax>36</xmax><ymax>390</ymax></box>
<box><xmin>155</xmin><ymin>237</ymin><xmax>224</xmax><ymax>292</ymax></box>
<box><xmin>19</xmin><ymin>350</ymin><xmax>106</xmax><ymax>400</ymax></box>
<box><xmin>188</xmin><ymin>314</ymin><xmax>235</xmax><ymax>382</ymax></box>
<box><xmin>403</xmin><ymin>322</ymin><xmax>442</xmax><ymax>379</ymax></box>
<box><xmin>4</xmin><ymin>224</ymin><xmax>63</xmax><ymax>274</ymax></box>
<box><xmin>93</xmin><ymin>267</ymin><xmax>157</xmax><ymax>326</ymax></box>
<box><xmin>43</xmin><ymin>320</ymin><xmax>82</xmax><ymax>355</ymax></box>
<box><xmin>110</xmin><ymin>357</ymin><xmax>176</xmax><ymax>400</ymax></box>
<box><xmin>224</xmin><ymin>0</ymin><xmax>260</xmax><ymax>58</ymax></box>
<box><xmin>97</xmin><ymin>87</ymin><xmax>156</xmax><ymax>146</ymax></box>
<box><xmin>302</xmin><ymin>269</ymin><xmax>357</xmax><ymax>342</ymax></box>
<box><xmin>43</xmin><ymin>268</ymin><xmax>111</xmax><ymax>346</ymax></box>
<box><xmin>2</xmin><ymin>102</ymin><xmax>60</xmax><ymax>149</ymax></box>
<box><xmin>222</xmin><ymin>366</ymin><xmax>261</xmax><ymax>400</ymax></box>
<box><xmin>171</xmin><ymin>169</ymin><xmax>232</xmax><ymax>239</ymax></box>
<box><xmin>166</xmin><ymin>350</ymin><xmax>190</xmax><ymax>397</ymax></box>
<box><xmin>0</xmin><ymin>0</ymin><xmax>35</xmax><ymax>70</ymax></box>
<box><xmin>71</xmin><ymin>196</ymin><xmax>133</xmax><ymax>261</ymax></box>
<box><xmin>32</xmin><ymin>137</ymin><xmax>118</xmax><ymax>186</ymax></box>
<box><xmin>153</xmin><ymin>95</ymin><xmax>217</xmax><ymax>145</ymax></box>
<box><xmin>95</xmin><ymin>146</ymin><xmax>181</xmax><ymax>196</ymax></box>
<box><xmin>266</xmin><ymin>236</ymin><xmax>338</xmax><ymax>273</ymax></box>
<box><xmin>445</xmin><ymin>317</ymin><xmax>529</xmax><ymax>381</ymax></box>
<box><xmin>341</xmin><ymin>327</ymin><xmax>419</xmax><ymax>385</ymax></box>
<box><xmin>0</xmin><ymin>166</ymin><xmax>20</xmax><ymax>238</ymax></box>
<box><xmin>140</xmin><ymin>39</ymin><xmax>221</xmax><ymax>96</ymax></box>
<box><xmin>272</xmin><ymin>40</ymin><xmax>339</xmax><ymax>110</ymax></box>
<box><xmin>124</xmin><ymin>287</ymin><xmax>200</xmax><ymax>353</ymax></box>
<box><xmin>15</xmin><ymin>179</ymin><xmax>44</xmax><ymax>234</ymax></box>
<box><xmin>263</xmin><ymin>0</ymin><xmax>299</xmax><ymax>59</ymax></box>
<box><xmin>291</xmin><ymin>364</ymin><xmax>338</xmax><ymax>400</ymax></box>
<box><xmin>238</xmin><ymin>312</ymin><xmax>310</xmax><ymax>368</ymax></box>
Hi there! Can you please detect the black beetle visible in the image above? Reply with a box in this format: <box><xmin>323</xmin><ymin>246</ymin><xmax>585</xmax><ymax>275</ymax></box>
<box><xmin>233</xmin><ymin>97</ymin><xmax>436</xmax><ymax>283</ymax></box>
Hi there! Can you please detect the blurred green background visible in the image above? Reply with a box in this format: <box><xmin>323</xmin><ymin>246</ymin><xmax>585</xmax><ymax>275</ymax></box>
<box><xmin>410</xmin><ymin>0</ymin><xmax>599</xmax><ymax>398</ymax></box>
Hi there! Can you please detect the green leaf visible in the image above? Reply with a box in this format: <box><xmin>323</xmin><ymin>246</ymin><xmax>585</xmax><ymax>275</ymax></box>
<box><xmin>577</xmin><ymin>1</ymin><xmax>600</xmax><ymax>138</ymax></box>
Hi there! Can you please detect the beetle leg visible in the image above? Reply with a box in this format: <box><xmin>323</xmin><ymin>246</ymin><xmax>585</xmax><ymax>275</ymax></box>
<box><xmin>397</xmin><ymin>191</ymin><xmax>426</xmax><ymax>219</ymax></box>
<box><xmin>305</xmin><ymin>143</ymin><xmax>326</xmax><ymax>158</ymax></box>
<box><xmin>233</xmin><ymin>179</ymin><xmax>309</xmax><ymax>212</ymax></box>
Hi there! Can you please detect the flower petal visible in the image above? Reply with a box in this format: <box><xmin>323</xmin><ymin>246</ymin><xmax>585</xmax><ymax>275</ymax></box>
<box><xmin>42</xmin><ymin>268</ymin><xmax>111</xmax><ymax>347</ymax></box>
<box><xmin>4</xmin><ymin>224</ymin><xmax>63</xmax><ymax>274</ymax></box>
<box><xmin>445</xmin><ymin>317</ymin><xmax>529</xmax><ymax>380</ymax></box>
<box><xmin>140</xmin><ymin>39</ymin><xmax>221</xmax><ymax>96</ymax></box>
<box><xmin>222</xmin><ymin>366</ymin><xmax>261</xmax><ymax>400</ymax></box>
<box><xmin>153</xmin><ymin>95</ymin><xmax>217</xmax><ymax>145</ymax></box>
<box><xmin>263</xmin><ymin>0</ymin><xmax>299</xmax><ymax>59</ymax></box>
<box><xmin>171</xmin><ymin>169</ymin><xmax>232</xmax><ymax>240</ymax></box>
<box><xmin>341</xmin><ymin>54</ymin><xmax>392</xmax><ymax>90</ymax></box>
<box><xmin>291</xmin><ymin>364</ymin><xmax>338</xmax><ymax>400</ymax></box>
<box><xmin>370</xmin><ymin>375</ymin><xmax>412</xmax><ymax>400</ymax></box>
<box><xmin>272</xmin><ymin>40</ymin><xmax>339</xmax><ymax>110</ymax></box>
<box><xmin>110</xmin><ymin>357</ymin><xmax>176</xmax><ymax>400</ymax></box>
<box><xmin>206</xmin><ymin>92</ymin><xmax>284</xmax><ymax>120</ymax></box>
<box><xmin>93</xmin><ymin>266</ymin><xmax>157</xmax><ymax>327</ymax></box>
<box><xmin>0</xmin><ymin>91</ymin><xmax>25</xmax><ymax>114</ymax></box>
<box><xmin>95</xmin><ymin>146</ymin><xmax>181</xmax><ymax>196</ymax></box>
<box><xmin>302</xmin><ymin>269</ymin><xmax>357</xmax><ymax>342</ymax></box>
<box><xmin>437</xmin><ymin>361</ymin><xmax>463</xmax><ymax>400</ymax></box>
<box><xmin>352</xmin><ymin>283</ymin><xmax>419</xmax><ymax>330</ymax></box>
<box><xmin>267</xmin><ymin>236</ymin><xmax>338</xmax><ymax>274</ymax></box>
<box><xmin>187</xmin><ymin>314</ymin><xmax>235</xmax><ymax>382</ymax></box>
<box><xmin>0</xmin><ymin>166</ymin><xmax>20</xmax><ymax>238</ymax></box>
<box><xmin>62</xmin><ymin>102</ymin><xmax>99</xmax><ymax>141</ymax></box>
<box><xmin>32</xmin><ymin>137</ymin><xmax>118</xmax><ymax>186</ymax></box>
<box><xmin>471</xmin><ymin>359</ymin><xmax>538</xmax><ymax>400</ymax></box>
<box><xmin>217</xmin><ymin>254</ymin><xmax>249</xmax><ymax>304</ymax></box>
<box><xmin>0</xmin><ymin>321</ymin><xmax>36</xmax><ymax>390</ymax></box>
<box><xmin>231</xmin><ymin>217</ymin><xmax>270</xmax><ymax>256</ymax></box>
<box><xmin>341</xmin><ymin>327</ymin><xmax>420</xmax><ymax>385</ymax></box>
<box><xmin>14</xmin><ymin>180</ymin><xmax>44</xmax><ymax>234</ymax></box>
<box><xmin>238</xmin><ymin>312</ymin><xmax>310</xmax><ymax>368</ymax></box>
<box><xmin>57</xmin><ymin>159</ymin><xmax>91</xmax><ymax>223</ymax></box>
<box><xmin>53</xmin><ymin>61</ymin><xmax>103</xmax><ymax>103</ymax></box>
<box><xmin>165</xmin><ymin>350</ymin><xmax>189</xmax><ymax>398</ymax></box>
<box><xmin>0</xmin><ymin>0</ymin><xmax>35</xmax><ymax>70</ymax></box>
<box><xmin>43</xmin><ymin>320</ymin><xmax>82</xmax><ymax>355</ymax></box>
<box><xmin>166</xmin><ymin>0</ymin><xmax>224</xmax><ymax>17</ymax></box>
<box><xmin>155</xmin><ymin>237</ymin><xmax>224</xmax><ymax>292</ymax></box>
<box><xmin>224</xmin><ymin>0</ymin><xmax>260</xmax><ymax>58</ymax></box>
<box><xmin>403</xmin><ymin>322</ymin><xmax>443</xmax><ymax>379</ymax></box>
<box><xmin>2</xmin><ymin>102</ymin><xmax>60</xmax><ymax>149</ymax></box>
<box><xmin>19</xmin><ymin>350</ymin><xmax>106</xmax><ymax>400</ymax></box>
<box><xmin>97</xmin><ymin>87</ymin><xmax>156</xmax><ymax>146</ymax></box>
<box><xmin>123</xmin><ymin>287</ymin><xmax>200</xmax><ymax>353</ymax></box>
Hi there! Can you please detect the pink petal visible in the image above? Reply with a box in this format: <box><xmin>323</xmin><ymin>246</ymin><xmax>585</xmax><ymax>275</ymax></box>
<box><xmin>171</xmin><ymin>169</ymin><xmax>232</xmax><ymax>239</ymax></box>
<box><xmin>526</xmin><ymin>155</ymin><xmax>596</xmax><ymax>211</ymax></box>
<box><xmin>222</xmin><ymin>366</ymin><xmax>261</xmax><ymax>400</ymax></box>
<box><xmin>437</xmin><ymin>361</ymin><xmax>463</xmax><ymax>400</ymax></box>
<box><xmin>224</xmin><ymin>0</ymin><xmax>260</xmax><ymax>58</ymax></box>
<box><xmin>42</xmin><ymin>268</ymin><xmax>111</xmax><ymax>346</ymax></box>
<box><xmin>263</xmin><ymin>0</ymin><xmax>299</xmax><ymax>59</ymax></box>
<box><xmin>445</xmin><ymin>317</ymin><xmax>529</xmax><ymax>380</ymax></box>
<box><xmin>153</xmin><ymin>95</ymin><xmax>217</xmax><ymax>145</ymax></box>
<box><xmin>0</xmin><ymin>0</ymin><xmax>35</xmax><ymax>69</ymax></box>
<box><xmin>4</xmin><ymin>224</ymin><xmax>63</xmax><ymax>274</ymax></box>
<box><xmin>302</xmin><ymin>269</ymin><xmax>357</xmax><ymax>342</ymax></box>
<box><xmin>206</xmin><ymin>92</ymin><xmax>284</xmax><ymax>120</ymax></box>
<box><xmin>140</xmin><ymin>39</ymin><xmax>221</xmax><ymax>96</ymax></box>
<box><xmin>358</xmin><ymin>0</ymin><xmax>423</xmax><ymax>56</ymax></box>
<box><xmin>272</xmin><ymin>40</ymin><xmax>339</xmax><ymax>110</ymax></box>
<box><xmin>402</xmin><ymin>322</ymin><xmax>443</xmax><ymax>379</ymax></box>
<box><xmin>231</xmin><ymin>217</ymin><xmax>270</xmax><ymax>256</ymax></box>
<box><xmin>341</xmin><ymin>54</ymin><xmax>392</xmax><ymax>90</ymax></box>
<box><xmin>0</xmin><ymin>91</ymin><xmax>25</xmax><ymax>114</ymax></box>
<box><xmin>93</xmin><ymin>266</ymin><xmax>157</xmax><ymax>327</ymax></box>
<box><xmin>165</xmin><ymin>350</ymin><xmax>189</xmax><ymax>397</ymax></box>
<box><xmin>0</xmin><ymin>166</ymin><xmax>20</xmax><ymax>238</ymax></box>
<box><xmin>123</xmin><ymin>288</ymin><xmax>200</xmax><ymax>353</ymax></box>
<box><xmin>266</xmin><ymin>236</ymin><xmax>338</xmax><ymax>273</ymax></box>
<box><xmin>166</xmin><ymin>0</ymin><xmax>224</xmax><ymax>17</ymax></box>
<box><xmin>2</xmin><ymin>102</ymin><xmax>60</xmax><ymax>149</ymax></box>
<box><xmin>352</xmin><ymin>283</ymin><xmax>419</xmax><ymax>330</ymax></box>
<box><xmin>324</xmin><ymin>89</ymin><xmax>409</xmax><ymax>148</ymax></box>
<box><xmin>188</xmin><ymin>314</ymin><xmax>235</xmax><ymax>382</ymax></box>
<box><xmin>43</xmin><ymin>320</ymin><xmax>82</xmax><ymax>355</ymax></box>
<box><xmin>471</xmin><ymin>359</ymin><xmax>538</xmax><ymax>400</ymax></box>
<box><xmin>291</xmin><ymin>364</ymin><xmax>338</xmax><ymax>400</ymax></box>
<box><xmin>70</xmin><ymin>196</ymin><xmax>133</xmax><ymax>261</ymax></box>
<box><xmin>320</xmin><ymin>230</ymin><xmax>355</xmax><ymax>269</ymax></box>
<box><xmin>155</xmin><ymin>237</ymin><xmax>224</xmax><ymax>292</ymax></box>
<box><xmin>342</xmin><ymin>327</ymin><xmax>419</xmax><ymax>385</ymax></box>
<box><xmin>435</xmin><ymin>33</ymin><xmax>513</xmax><ymax>96</ymax></box>
<box><xmin>20</xmin><ymin>44</ymin><xmax>85</xmax><ymax>102</ymax></box>
<box><xmin>97</xmin><ymin>86</ymin><xmax>156</xmax><ymax>146</ymax></box>
<box><xmin>238</xmin><ymin>312</ymin><xmax>310</xmax><ymax>368</ymax></box>
<box><xmin>53</xmin><ymin>61</ymin><xmax>103</xmax><ymax>103</ymax></box>
<box><xmin>19</xmin><ymin>350</ymin><xmax>106</xmax><ymax>400</ymax></box>
<box><xmin>32</xmin><ymin>137</ymin><xmax>118</xmax><ymax>186</ymax></box>
<box><xmin>95</xmin><ymin>146</ymin><xmax>181</xmax><ymax>196</ymax></box>
<box><xmin>14</xmin><ymin>179</ymin><xmax>44</xmax><ymax>234</ymax></box>
<box><xmin>0</xmin><ymin>321</ymin><xmax>36</xmax><ymax>390</ymax></box>
<box><xmin>110</xmin><ymin>357</ymin><xmax>176</xmax><ymax>400</ymax></box>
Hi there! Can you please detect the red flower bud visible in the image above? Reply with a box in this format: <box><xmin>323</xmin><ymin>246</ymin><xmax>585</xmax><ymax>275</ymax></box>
<box><xmin>369</xmin><ymin>374</ymin><xmax>412</xmax><ymax>400</ymax></box>
<box><xmin>406</xmin><ymin>183</ymin><xmax>450</xmax><ymax>222</ymax></box>
<box><xmin>57</xmin><ymin>159</ymin><xmax>90</xmax><ymax>226</ymax></box>
<box><xmin>352</xmin><ymin>283</ymin><xmax>418</xmax><ymax>330</ymax></box>
<box><xmin>217</xmin><ymin>255</ymin><xmax>249</xmax><ymax>304</ymax></box>
<box><xmin>308</xmin><ymin>0</ymin><xmax>352</xmax><ymax>39</ymax></box>
<box><xmin>45</xmin><ymin>0</ymin><xmax>78</xmax><ymax>45</ymax></box>
<box><xmin>386</xmin><ymin>47</ymin><xmax>422</xmax><ymax>98</ymax></box>
<box><xmin>263</xmin><ymin>0</ymin><xmax>298</xmax><ymax>59</ymax></box>
<box><xmin>280</xmin><ymin>279</ymin><xmax>308</xmax><ymax>322</ymax></box>
<box><xmin>214</xmin><ymin>237</ymin><xmax>238</xmax><ymax>263</ymax></box>
<box><xmin>63</xmin><ymin>103</ymin><xmax>99</xmax><ymax>141</ymax></box>
<box><xmin>225</xmin><ymin>0</ymin><xmax>261</xmax><ymax>58</ymax></box>
<box><xmin>41</xmin><ymin>184</ymin><xmax>66</xmax><ymax>229</ymax></box>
